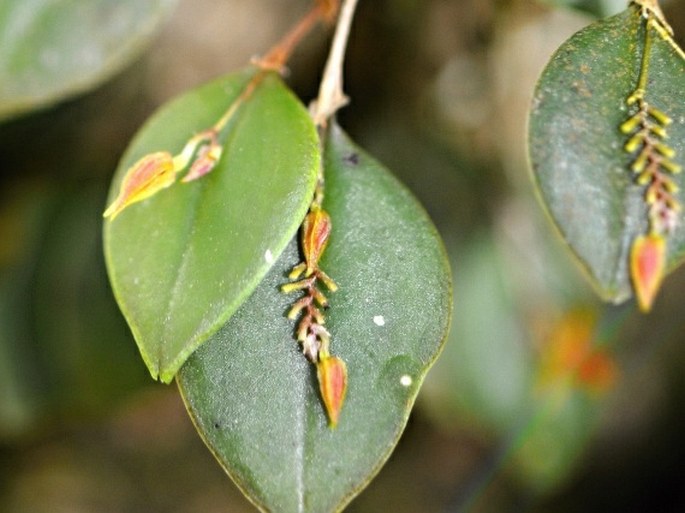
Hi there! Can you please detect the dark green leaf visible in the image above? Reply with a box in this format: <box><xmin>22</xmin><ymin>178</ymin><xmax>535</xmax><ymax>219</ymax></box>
<box><xmin>538</xmin><ymin>0</ymin><xmax>623</xmax><ymax>18</ymax></box>
<box><xmin>0</xmin><ymin>182</ymin><xmax>147</xmax><ymax>440</ymax></box>
<box><xmin>104</xmin><ymin>69</ymin><xmax>320</xmax><ymax>383</ymax></box>
<box><xmin>529</xmin><ymin>6</ymin><xmax>685</xmax><ymax>303</ymax></box>
<box><xmin>177</xmin><ymin>124</ymin><xmax>452</xmax><ymax>513</ymax></box>
<box><xmin>0</xmin><ymin>0</ymin><xmax>177</xmax><ymax>121</ymax></box>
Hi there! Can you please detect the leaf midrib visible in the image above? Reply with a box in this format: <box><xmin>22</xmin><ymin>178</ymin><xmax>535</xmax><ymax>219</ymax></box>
<box><xmin>158</xmin><ymin>95</ymin><xmax>250</xmax><ymax>376</ymax></box>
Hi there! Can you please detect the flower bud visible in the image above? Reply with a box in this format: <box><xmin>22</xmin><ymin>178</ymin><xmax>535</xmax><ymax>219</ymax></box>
<box><xmin>624</xmin><ymin>132</ymin><xmax>645</xmax><ymax>153</ymax></box>
<box><xmin>316</xmin><ymin>355</ymin><xmax>347</xmax><ymax>428</ymax></box>
<box><xmin>182</xmin><ymin>142</ymin><xmax>223</xmax><ymax>182</ymax></box>
<box><xmin>619</xmin><ymin>113</ymin><xmax>641</xmax><ymax>134</ymax></box>
<box><xmin>104</xmin><ymin>152</ymin><xmax>177</xmax><ymax>220</ymax></box>
<box><xmin>630</xmin><ymin>233</ymin><xmax>666</xmax><ymax>312</ymax></box>
<box><xmin>302</xmin><ymin>207</ymin><xmax>332</xmax><ymax>273</ymax></box>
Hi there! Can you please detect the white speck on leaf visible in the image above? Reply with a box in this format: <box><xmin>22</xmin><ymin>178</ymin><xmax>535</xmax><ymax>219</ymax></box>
<box><xmin>400</xmin><ymin>375</ymin><xmax>412</xmax><ymax>387</ymax></box>
<box><xmin>373</xmin><ymin>315</ymin><xmax>385</xmax><ymax>326</ymax></box>
<box><xmin>264</xmin><ymin>249</ymin><xmax>274</xmax><ymax>264</ymax></box>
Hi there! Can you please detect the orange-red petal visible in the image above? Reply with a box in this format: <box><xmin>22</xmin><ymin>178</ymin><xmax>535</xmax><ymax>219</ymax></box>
<box><xmin>630</xmin><ymin>233</ymin><xmax>666</xmax><ymax>312</ymax></box>
<box><xmin>104</xmin><ymin>152</ymin><xmax>177</xmax><ymax>220</ymax></box>
<box><xmin>316</xmin><ymin>355</ymin><xmax>347</xmax><ymax>428</ymax></box>
<box><xmin>302</xmin><ymin>207</ymin><xmax>332</xmax><ymax>272</ymax></box>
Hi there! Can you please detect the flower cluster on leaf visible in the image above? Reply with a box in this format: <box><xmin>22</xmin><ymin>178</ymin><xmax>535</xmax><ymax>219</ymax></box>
<box><xmin>623</xmin><ymin>7</ymin><xmax>683</xmax><ymax>313</ymax></box>
<box><xmin>622</xmin><ymin>96</ymin><xmax>678</xmax><ymax>312</ymax></box>
<box><xmin>622</xmin><ymin>95</ymin><xmax>681</xmax><ymax>235</ymax></box>
<box><xmin>104</xmin><ymin>129</ymin><xmax>223</xmax><ymax>220</ymax></box>
<box><xmin>282</xmin><ymin>205</ymin><xmax>347</xmax><ymax>427</ymax></box>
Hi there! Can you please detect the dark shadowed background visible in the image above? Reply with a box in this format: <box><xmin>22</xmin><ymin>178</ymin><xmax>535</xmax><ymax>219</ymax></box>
<box><xmin>2</xmin><ymin>1</ymin><xmax>685</xmax><ymax>511</ymax></box>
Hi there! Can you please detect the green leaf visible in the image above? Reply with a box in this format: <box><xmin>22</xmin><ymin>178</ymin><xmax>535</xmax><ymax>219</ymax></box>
<box><xmin>423</xmin><ymin>234</ymin><xmax>534</xmax><ymax>433</ymax></box>
<box><xmin>1</xmin><ymin>182</ymin><xmax>147</xmax><ymax>439</ymax></box>
<box><xmin>0</xmin><ymin>0</ymin><xmax>177</xmax><ymax>122</ymax></box>
<box><xmin>177</xmin><ymin>124</ymin><xmax>452</xmax><ymax>513</ymax></box>
<box><xmin>0</xmin><ymin>0</ymin><xmax>176</xmax><ymax>120</ymax></box>
<box><xmin>104</xmin><ymin>69</ymin><xmax>320</xmax><ymax>383</ymax></box>
<box><xmin>538</xmin><ymin>0</ymin><xmax>623</xmax><ymax>18</ymax></box>
<box><xmin>422</xmin><ymin>232</ymin><xmax>611</xmax><ymax>495</ymax></box>
<box><xmin>528</xmin><ymin>6</ymin><xmax>685</xmax><ymax>304</ymax></box>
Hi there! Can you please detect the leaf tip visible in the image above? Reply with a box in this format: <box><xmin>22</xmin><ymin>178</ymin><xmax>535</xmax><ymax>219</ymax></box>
<box><xmin>158</xmin><ymin>369</ymin><xmax>176</xmax><ymax>384</ymax></box>
<box><xmin>630</xmin><ymin>233</ymin><xmax>666</xmax><ymax>312</ymax></box>
<box><xmin>317</xmin><ymin>355</ymin><xmax>347</xmax><ymax>428</ymax></box>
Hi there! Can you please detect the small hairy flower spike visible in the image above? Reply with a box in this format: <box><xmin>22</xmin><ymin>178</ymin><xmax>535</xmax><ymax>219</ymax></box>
<box><xmin>619</xmin><ymin>7</ymin><xmax>682</xmax><ymax>311</ymax></box>
<box><xmin>282</xmin><ymin>206</ymin><xmax>339</xmax><ymax>362</ymax></box>
<box><xmin>630</xmin><ymin>233</ymin><xmax>666</xmax><ymax>312</ymax></box>
<box><xmin>103</xmin><ymin>152</ymin><xmax>177</xmax><ymax>220</ymax></box>
<box><xmin>282</xmin><ymin>203</ymin><xmax>346</xmax><ymax>426</ymax></box>
<box><xmin>317</xmin><ymin>355</ymin><xmax>347</xmax><ymax>427</ymax></box>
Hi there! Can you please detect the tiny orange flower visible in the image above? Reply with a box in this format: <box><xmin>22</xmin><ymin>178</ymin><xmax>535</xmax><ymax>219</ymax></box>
<box><xmin>630</xmin><ymin>233</ymin><xmax>666</xmax><ymax>312</ymax></box>
<box><xmin>301</xmin><ymin>206</ymin><xmax>332</xmax><ymax>275</ymax></box>
<box><xmin>317</xmin><ymin>355</ymin><xmax>347</xmax><ymax>428</ymax></box>
<box><xmin>103</xmin><ymin>152</ymin><xmax>177</xmax><ymax>220</ymax></box>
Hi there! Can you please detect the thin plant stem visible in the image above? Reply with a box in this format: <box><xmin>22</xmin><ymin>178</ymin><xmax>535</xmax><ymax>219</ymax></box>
<box><xmin>215</xmin><ymin>1</ymin><xmax>343</xmax><ymax>138</ymax></box>
<box><xmin>636</xmin><ymin>19</ymin><xmax>653</xmax><ymax>99</ymax></box>
<box><xmin>258</xmin><ymin>4</ymin><xmax>326</xmax><ymax>71</ymax></box>
<box><xmin>312</xmin><ymin>0</ymin><xmax>360</xmax><ymax>126</ymax></box>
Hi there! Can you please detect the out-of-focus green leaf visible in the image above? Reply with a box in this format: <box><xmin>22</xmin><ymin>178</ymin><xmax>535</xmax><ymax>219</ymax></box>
<box><xmin>421</xmin><ymin>218</ymin><xmax>615</xmax><ymax>495</ymax></box>
<box><xmin>0</xmin><ymin>0</ymin><xmax>177</xmax><ymax>121</ymax></box>
<box><xmin>35</xmin><ymin>185</ymin><xmax>149</xmax><ymax>410</ymax></box>
<box><xmin>0</xmin><ymin>183</ymin><xmax>53</xmax><ymax>438</ymax></box>
<box><xmin>177</xmin><ymin>124</ymin><xmax>452</xmax><ymax>513</ymax></box>
<box><xmin>0</xmin><ymin>182</ymin><xmax>147</xmax><ymax>440</ymax></box>
<box><xmin>529</xmin><ymin>6</ymin><xmax>685</xmax><ymax>304</ymax></box>
<box><xmin>514</xmin><ymin>392</ymin><xmax>600</xmax><ymax>493</ymax></box>
<box><xmin>104</xmin><ymin>69</ymin><xmax>320</xmax><ymax>383</ymax></box>
<box><xmin>424</xmin><ymin>235</ymin><xmax>533</xmax><ymax>432</ymax></box>
<box><xmin>538</xmin><ymin>0</ymin><xmax>624</xmax><ymax>18</ymax></box>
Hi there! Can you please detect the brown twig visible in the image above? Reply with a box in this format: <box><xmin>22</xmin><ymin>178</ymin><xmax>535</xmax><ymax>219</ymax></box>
<box><xmin>255</xmin><ymin>0</ymin><xmax>341</xmax><ymax>72</ymax></box>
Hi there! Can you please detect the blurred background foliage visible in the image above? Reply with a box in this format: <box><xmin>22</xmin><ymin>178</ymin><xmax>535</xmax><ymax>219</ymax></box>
<box><xmin>2</xmin><ymin>0</ymin><xmax>685</xmax><ymax>511</ymax></box>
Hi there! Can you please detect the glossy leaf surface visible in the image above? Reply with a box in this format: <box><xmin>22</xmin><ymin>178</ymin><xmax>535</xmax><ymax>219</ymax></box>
<box><xmin>177</xmin><ymin>124</ymin><xmax>452</xmax><ymax>513</ymax></box>
<box><xmin>104</xmin><ymin>69</ymin><xmax>319</xmax><ymax>382</ymax></box>
<box><xmin>0</xmin><ymin>0</ymin><xmax>177</xmax><ymax>121</ymax></box>
<box><xmin>528</xmin><ymin>6</ymin><xmax>685</xmax><ymax>304</ymax></box>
